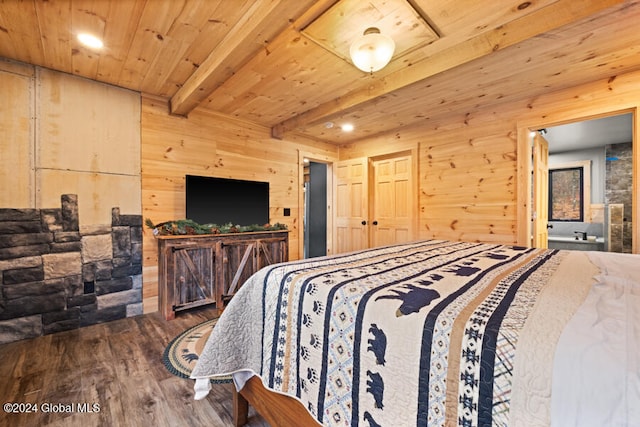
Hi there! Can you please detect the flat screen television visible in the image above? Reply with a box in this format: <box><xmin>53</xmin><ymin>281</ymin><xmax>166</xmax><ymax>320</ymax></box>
<box><xmin>185</xmin><ymin>175</ymin><xmax>270</xmax><ymax>225</ymax></box>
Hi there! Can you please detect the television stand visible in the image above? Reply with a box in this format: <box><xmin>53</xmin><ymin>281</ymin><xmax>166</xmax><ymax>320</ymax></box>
<box><xmin>156</xmin><ymin>230</ymin><xmax>288</xmax><ymax>320</ymax></box>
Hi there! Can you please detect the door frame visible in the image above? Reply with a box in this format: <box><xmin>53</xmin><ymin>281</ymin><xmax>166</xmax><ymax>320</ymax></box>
<box><xmin>298</xmin><ymin>149</ymin><xmax>336</xmax><ymax>258</ymax></box>
<box><xmin>516</xmin><ymin>108</ymin><xmax>639</xmax><ymax>253</ymax></box>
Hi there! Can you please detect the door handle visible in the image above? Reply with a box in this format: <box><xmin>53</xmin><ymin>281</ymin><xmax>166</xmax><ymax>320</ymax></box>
<box><xmin>372</xmin><ymin>221</ymin><xmax>378</xmax><ymax>225</ymax></box>
<box><xmin>361</xmin><ymin>220</ymin><xmax>367</xmax><ymax>225</ymax></box>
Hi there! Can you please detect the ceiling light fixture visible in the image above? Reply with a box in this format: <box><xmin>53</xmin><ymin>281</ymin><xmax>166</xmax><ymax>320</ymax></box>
<box><xmin>78</xmin><ymin>33</ymin><xmax>104</xmax><ymax>49</ymax></box>
<box><xmin>341</xmin><ymin>123</ymin><xmax>354</xmax><ymax>132</ymax></box>
<box><xmin>349</xmin><ymin>27</ymin><xmax>395</xmax><ymax>73</ymax></box>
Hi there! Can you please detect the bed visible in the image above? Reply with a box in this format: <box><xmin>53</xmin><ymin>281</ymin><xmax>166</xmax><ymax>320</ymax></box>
<box><xmin>190</xmin><ymin>239</ymin><xmax>640</xmax><ymax>426</ymax></box>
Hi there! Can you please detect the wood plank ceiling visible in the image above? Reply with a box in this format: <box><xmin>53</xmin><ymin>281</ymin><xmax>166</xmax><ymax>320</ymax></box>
<box><xmin>0</xmin><ymin>0</ymin><xmax>638</xmax><ymax>145</ymax></box>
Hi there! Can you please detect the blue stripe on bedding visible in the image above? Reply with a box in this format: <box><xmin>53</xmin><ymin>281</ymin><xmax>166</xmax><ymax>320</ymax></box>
<box><xmin>416</xmin><ymin>246</ymin><xmax>535</xmax><ymax>427</ymax></box>
<box><xmin>476</xmin><ymin>249</ymin><xmax>557</xmax><ymax>426</ymax></box>
<box><xmin>317</xmin><ymin>242</ymin><xmax>476</xmax><ymax>423</ymax></box>
<box><xmin>349</xmin><ymin>243</ymin><xmax>495</xmax><ymax>426</ymax></box>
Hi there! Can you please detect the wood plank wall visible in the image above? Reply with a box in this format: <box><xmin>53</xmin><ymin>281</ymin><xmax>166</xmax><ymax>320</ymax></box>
<box><xmin>140</xmin><ymin>96</ymin><xmax>338</xmax><ymax>306</ymax></box>
<box><xmin>340</xmin><ymin>69</ymin><xmax>640</xmax><ymax>252</ymax></box>
<box><xmin>340</xmin><ymin>119</ymin><xmax>518</xmax><ymax>244</ymax></box>
<box><xmin>4</xmin><ymin>59</ymin><xmax>639</xmax><ymax>314</ymax></box>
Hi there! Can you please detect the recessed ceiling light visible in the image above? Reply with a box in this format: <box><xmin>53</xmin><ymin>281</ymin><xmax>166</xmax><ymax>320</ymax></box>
<box><xmin>341</xmin><ymin>123</ymin><xmax>354</xmax><ymax>132</ymax></box>
<box><xmin>78</xmin><ymin>33</ymin><xmax>104</xmax><ymax>49</ymax></box>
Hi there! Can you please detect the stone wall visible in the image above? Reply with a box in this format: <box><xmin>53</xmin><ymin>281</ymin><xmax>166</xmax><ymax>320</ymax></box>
<box><xmin>0</xmin><ymin>195</ymin><xmax>142</xmax><ymax>344</ymax></box>
<box><xmin>605</xmin><ymin>142</ymin><xmax>633</xmax><ymax>253</ymax></box>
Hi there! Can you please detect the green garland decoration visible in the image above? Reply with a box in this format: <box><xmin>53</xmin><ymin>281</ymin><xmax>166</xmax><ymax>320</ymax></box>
<box><xmin>145</xmin><ymin>218</ymin><xmax>287</xmax><ymax>236</ymax></box>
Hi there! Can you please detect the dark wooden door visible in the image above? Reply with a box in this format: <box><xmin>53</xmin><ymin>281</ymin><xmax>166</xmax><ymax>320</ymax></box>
<box><xmin>172</xmin><ymin>243</ymin><xmax>216</xmax><ymax>312</ymax></box>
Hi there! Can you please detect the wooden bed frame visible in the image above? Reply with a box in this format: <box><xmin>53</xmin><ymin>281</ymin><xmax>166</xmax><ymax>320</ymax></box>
<box><xmin>233</xmin><ymin>376</ymin><xmax>319</xmax><ymax>426</ymax></box>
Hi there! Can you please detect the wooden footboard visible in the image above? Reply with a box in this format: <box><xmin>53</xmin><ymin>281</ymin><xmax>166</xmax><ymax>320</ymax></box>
<box><xmin>233</xmin><ymin>376</ymin><xmax>319</xmax><ymax>427</ymax></box>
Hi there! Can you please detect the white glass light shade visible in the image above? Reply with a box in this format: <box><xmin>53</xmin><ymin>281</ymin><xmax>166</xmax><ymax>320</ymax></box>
<box><xmin>349</xmin><ymin>27</ymin><xmax>395</xmax><ymax>73</ymax></box>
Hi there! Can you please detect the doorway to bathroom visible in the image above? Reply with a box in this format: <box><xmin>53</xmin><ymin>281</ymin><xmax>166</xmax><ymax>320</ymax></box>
<box><xmin>531</xmin><ymin>112</ymin><xmax>634</xmax><ymax>253</ymax></box>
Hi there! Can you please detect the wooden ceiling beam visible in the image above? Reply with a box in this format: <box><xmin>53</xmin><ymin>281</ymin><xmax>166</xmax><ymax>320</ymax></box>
<box><xmin>169</xmin><ymin>0</ymin><xmax>281</xmax><ymax>116</ymax></box>
<box><xmin>271</xmin><ymin>0</ymin><xmax>625</xmax><ymax>139</ymax></box>
<box><xmin>170</xmin><ymin>0</ymin><xmax>327</xmax><ymax>117</ymax></box>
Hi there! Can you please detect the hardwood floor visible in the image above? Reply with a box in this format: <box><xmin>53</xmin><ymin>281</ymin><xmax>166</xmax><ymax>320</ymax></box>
<box><xmin>0</xmin><ymin>307</ymin><xmax>269</xmax><ymax>427</ymax></box>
